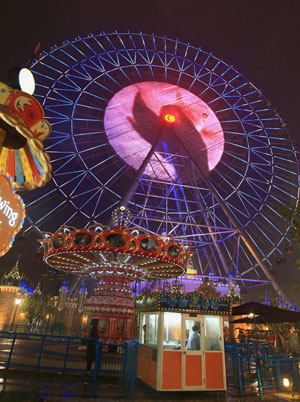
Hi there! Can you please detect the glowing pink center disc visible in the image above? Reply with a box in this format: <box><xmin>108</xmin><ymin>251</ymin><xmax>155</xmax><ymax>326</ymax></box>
<box><xmin>104</xmin><ymin>82</ymin><xmax>224</xmax><ymax>181</ymax></box>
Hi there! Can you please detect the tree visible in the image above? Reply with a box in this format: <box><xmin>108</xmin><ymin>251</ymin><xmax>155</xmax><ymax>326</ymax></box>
<box><xmin>265</xmin><ymin>297</ymin><xmax>300</xmax><ymax>353</ymax></box>
<box><xmin>21</xmin><ymin>293</ymin><xmax>55</xmax><ymax>328</ymax></box>
<box><xmin>277</xmin><ymin>203</ymin><xmax>300</xmax><ymax>268</ymax></box>
<box><xmin>277</xmin><ymin>203</ymin><xmax>300</xmax><ymax>297</ymax></box>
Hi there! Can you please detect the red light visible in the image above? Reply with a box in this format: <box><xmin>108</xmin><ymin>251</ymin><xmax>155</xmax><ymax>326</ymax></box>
<box><xmin>164</xmin><ymin>114</ymin><xmax>175</xmax><ymax>123</ymax></box>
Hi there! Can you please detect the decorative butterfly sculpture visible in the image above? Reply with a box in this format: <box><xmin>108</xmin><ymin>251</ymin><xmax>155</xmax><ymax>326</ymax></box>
<box><xmin>0</xmin><ymin>82</ymin><xmax>51</xmax><ymax>190</ymax></box>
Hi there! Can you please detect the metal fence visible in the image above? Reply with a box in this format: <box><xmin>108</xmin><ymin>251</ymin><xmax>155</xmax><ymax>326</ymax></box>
<box><xmin>0</xmin><ymin>324</ymin><xmax>87</xmax><ymax>337</ymax></box>
<box><xmin>2</xmin><ymin>331</ymin><xmax>299</xmax><ymax>397</ymax></box>
<box><xmin>123</xmin><ymin>340</ymin><xmax>138</xmax><ymax>396</ymax></box>
<box><xmin>0</xmin><ymin>331</ymin><xmax>138</xmax><ymax>397</ymax></box>
<box><xmin>0</xmin><ymin>331</ymin><xmax>89</xmax><ymax>373</ymax></box>
<box><xmin>91</xmin><ymin>339</ymin><xmax>138</xmax><ymax>397</ymax></box>
<box><xmin>225</xmin><ymin>341</ymin><xmax>300</xmax><ymax>395</ymax></box>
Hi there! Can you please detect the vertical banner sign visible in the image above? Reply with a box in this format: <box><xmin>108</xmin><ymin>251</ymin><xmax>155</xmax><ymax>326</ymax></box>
<box><xmin>0</xmin><ymin>172</ymin><xmax>25</xmax><ymax>256</ymax></box>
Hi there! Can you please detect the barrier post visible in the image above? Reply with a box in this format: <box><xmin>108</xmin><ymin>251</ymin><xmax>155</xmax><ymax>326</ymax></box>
<box><xmin>62</xmin><ymin>336</ymin><xmax>71</xmax><ymax>373</ymax></box>
<box><xmin>130</xmin><ymin>342</ymin><xmax>138</xmax><ymax>396</ymax></box>
<box><xmin>6</xmin><ymin>332</ymin><xmax>17</xmax><ymax>369</ymax></box>
<box><xmin>92</xmin><ymin>339</ymin><xmax>102</xmax><ymax>397</ymax></box>
<box><xmin>122</xmin><ymin>342</ymin><xmax>127</xmax><ymax>377</ymax></box>
<box><xmin>36</xmin><ymin>335</ymin><xmax>45</xmax><ymax>372</ymax></box>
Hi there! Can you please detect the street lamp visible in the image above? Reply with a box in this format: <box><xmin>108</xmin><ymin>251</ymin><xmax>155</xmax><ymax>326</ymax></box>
<box><xmin>46</xmin><ymin>314</ymin><xmax>50</xmax><ymax>334</ymax></box>
<box><xmin>10</xmin><ymin>298</ymin><xmax>21</xmax><ymax>331</ymax></box>
<box><xmin>82</xmin><ymin>315</ymin><xmax>88</xmax><ymax>336</ymax></box>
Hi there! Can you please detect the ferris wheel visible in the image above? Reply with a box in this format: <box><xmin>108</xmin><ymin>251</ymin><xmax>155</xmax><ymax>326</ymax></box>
<box><xmin>21</xmin><ymin>32</ymin><xmax>299</xmax><ymax>296</ymax></box>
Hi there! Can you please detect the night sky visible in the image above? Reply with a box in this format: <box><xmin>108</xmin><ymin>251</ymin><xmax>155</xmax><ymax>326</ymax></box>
<box><xmin>0</xmin><ymin>0</ymin><xmax>299</xmax><ymax>301</ymax></box>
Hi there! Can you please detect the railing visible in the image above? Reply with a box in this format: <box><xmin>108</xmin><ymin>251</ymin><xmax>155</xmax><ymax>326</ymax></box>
<box><xmin>225</xmin><ymin>341</ymin><xmax>300</xmax><ymax>395</ymax></box>
<box><xmin>123</xmin><ymin>340</ymin><xmax>138</xmax><ymax>396</ymax></box>
<box><xmin>0</xmin><ymin>330</ymin><xmax>91</xmax><ymax>373</ymax></box>
<box><xmin>0</xmin><ymin>330</ymin><xmax>139</xmax><ymax>397</ymax></box>
<box><xmin>92</xmin><ymin>339</ymin><xmax>138</xmax><ymax>397</ymax></box>
<box><xmin>0</xmin><ymin>324</ymin><xmax>88</xmax><ymax>337</ymax></box>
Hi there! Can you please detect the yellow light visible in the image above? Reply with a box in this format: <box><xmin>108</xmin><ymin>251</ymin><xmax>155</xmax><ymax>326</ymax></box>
<box><xmin>283</xmin><ymin>377</ymin><xmax>290</xmax><ymax>387</ymax></box>
<box><xmin>249</xmin><ymin>313</ymin><xmax>254</xmax><ymax>318</ymax></box>
<box><xmin>15</xmin><ymin>299</ymin><xmax>21</xmax><ymax>305</ymax></box>
<box><xmin>164</xmin><ymin>114</ymin><xmax>175</xmax><ymax>123</ymax></box>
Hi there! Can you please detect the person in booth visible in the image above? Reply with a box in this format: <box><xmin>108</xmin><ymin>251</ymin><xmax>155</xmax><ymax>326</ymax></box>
<box><xmin>187</xmin><ymin>324</ymin><xmax>200</xmax><ymax>350</ymax></box>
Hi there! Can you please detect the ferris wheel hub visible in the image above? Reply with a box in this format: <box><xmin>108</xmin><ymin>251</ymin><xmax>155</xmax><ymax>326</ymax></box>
<box><xmin>164</xmin><ymin>114</ymin><xmax>176</xmax><ymax>123</ymax></box>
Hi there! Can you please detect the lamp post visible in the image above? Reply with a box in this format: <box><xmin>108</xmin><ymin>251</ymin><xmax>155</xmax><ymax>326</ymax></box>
<box><xmin>82</xmin><ymin>315</ymin><xmax>88</xmax><ymax>336</ymax></box>
<box><xmin>10</xmin><ymin>298</ymin><xmax>21</xmax><ymax>331</ymax></box>
<box><xmin>45</xmin><ymin>314</ymin><xmax>50</xmax><ymax>334</ymax></box>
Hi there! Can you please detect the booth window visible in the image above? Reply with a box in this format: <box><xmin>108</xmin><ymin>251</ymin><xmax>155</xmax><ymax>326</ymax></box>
<box><xmin>204</xmin><ymin>316</ymin><xmax>222</xmax><ymax>351</ymax></box>
<box><xmin>163</xmin><ymin>312</ymin><xmax>181</xmax><ymax>349</ymax></box>
<box><xmin>139</xmin><ymin>313</ymin><xmax>158</xmax><ymax>346</ymax></box>
<box><xmin>185</xmin><ymin>319</ymin><xmax>201</xmax><ymax>350</ymax></box>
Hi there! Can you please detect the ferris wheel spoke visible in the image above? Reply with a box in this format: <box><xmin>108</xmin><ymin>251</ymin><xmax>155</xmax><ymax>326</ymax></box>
<box><xmin>253</xmin><ymin>212</ymin><xmax>282</xmax><ymax>238</ymax></box>
<box><xmin>35</xmin><ymin>199</ymin><xmax>70</xmax><ymax>226</ymax></box>
<box><xmin>25</xmin><ymin>187</ymin><xmax>58</xmax><ymax>208</ymax></box>
<box><xmin>21</xmin><ymin>31</ymin><xmax>298</xmax><ymax>293</ymax></box>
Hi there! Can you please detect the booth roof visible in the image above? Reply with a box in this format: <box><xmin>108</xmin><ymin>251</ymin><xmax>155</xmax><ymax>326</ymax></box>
<box><xmin>232</xmin><ymin>315</ymin><xmax>292</xmax><ymax>324</ymax></box>
<box><xmin>232</xmin><ymin>302</ymin><xmax>300</xmax><ymax>323</ymax></box>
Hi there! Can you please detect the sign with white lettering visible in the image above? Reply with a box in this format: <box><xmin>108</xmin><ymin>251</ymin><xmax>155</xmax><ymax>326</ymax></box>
<box><xmin>0</xmin><ymin>172</ymin><xmax>25</xmax><ymax>256</ymax></box>
<box><xmin>134</xmin><ymin>292</ymin><xmax>231</xmax><ymax>315</ymax></box>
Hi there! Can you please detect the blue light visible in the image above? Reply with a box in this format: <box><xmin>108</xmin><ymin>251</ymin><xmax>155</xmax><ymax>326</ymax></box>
<box><xmin>60</xmin><ymin>277</ymin><xmax>68</xmax><ymax>290</ymax></box>
<box><xmin>27</xmin><ymin>286</ymin><xmax>34</xmax><ymax>295</ymax></box>
<box><xmin>80</xmin><ymin>280</ymin><xmax>87</xmax><ymax>292</ymax></box>
<box><xmin>20</xmin><ymin>280</ymin><xmax>27</xmax><ymax>292</ymax></box>
<box><xmin>265</xmin><ymin>294</ymin><xmax>271</xmax><ymax>306</ymax></box>
<box><xmin>279</xmin><ymin>296</ymin><xmax>285</xmax><ymax>308</ymax></box>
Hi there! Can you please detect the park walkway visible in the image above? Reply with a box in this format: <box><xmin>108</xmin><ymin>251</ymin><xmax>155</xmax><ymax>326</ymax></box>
<box><xmin>0</xmin><ymin>370</ymin><xmax>300</xmax><ymax>402</ymax></box>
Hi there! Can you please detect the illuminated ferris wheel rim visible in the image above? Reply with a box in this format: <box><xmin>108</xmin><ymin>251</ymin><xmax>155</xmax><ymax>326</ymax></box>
<box><xmin>31</xmin><ymin>32</ymin><xmax>300</xmax><ymax>209</ymax></box>
<box><xmin>33</xmin><ymin>33</ymin><xmax>298</xmax><ymax>173</ymax></box>
<box><xmin>24</xmin><ymin>31</ymin><xmax>299</xmax><ymax>291</ymax></box>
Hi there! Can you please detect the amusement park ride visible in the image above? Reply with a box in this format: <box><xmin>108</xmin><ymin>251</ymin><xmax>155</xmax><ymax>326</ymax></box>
<box><xmin>0</xmin><ymin>29</ymin><xmax>298</xmax><ymax>392</ymax></box>
<box><xmin>0</xmin><ymin>31</ymin><xmax>299</xmax><ymax>323</ymax></box>
<box><xmin>18</xmin><ymin>32</ymin><xmax>298</xmax><ymax>299</ymax></box>
<box><xmin>41</xmin><ymin>205</ymin><xmax>191</xmax><ymax>341</ymax></box>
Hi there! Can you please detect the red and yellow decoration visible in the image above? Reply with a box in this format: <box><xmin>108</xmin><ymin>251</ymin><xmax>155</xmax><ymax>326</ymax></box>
<box><xmin>0</xmin><ymin>82</ymin><xmax>51</xmax><ymax>190</ymax></box>
<box><xmin>41</xmin><ymin>206</ymin><xmax>191</xmax><ymax>342</ymax></box>
<box><xmin>0</xmin><ymin>172</ymin><xmax>25</xmax><ymax>256</ymax></box>
<box><xmin>42</xmin><ymin>224</ymin><xmax>190</xmax><ymax>279</ymax></box>
<box><xmin>42</xmin><ymin>206</ymin><xmax>190</xmax><ymax>279</ymax></box>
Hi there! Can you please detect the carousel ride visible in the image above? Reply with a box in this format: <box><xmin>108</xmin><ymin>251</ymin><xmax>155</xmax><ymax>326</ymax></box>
<box><xmin>41</xmin><ymin>206</ymin><xmax>191</xmax><ymax>341</ymax></box>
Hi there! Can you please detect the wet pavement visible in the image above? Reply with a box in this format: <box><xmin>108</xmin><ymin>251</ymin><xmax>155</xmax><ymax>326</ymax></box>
<box><xmin>0</xmin><ymin>370</ymin><xmax>299</xmax><ymax>401</ymax></box>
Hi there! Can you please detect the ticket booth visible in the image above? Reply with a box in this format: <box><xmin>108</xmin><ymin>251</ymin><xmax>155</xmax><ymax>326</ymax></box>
<box><xmin>134</xmin><ymin>292</ymin><xmax>231</xmax><ymax>391</ymax></box>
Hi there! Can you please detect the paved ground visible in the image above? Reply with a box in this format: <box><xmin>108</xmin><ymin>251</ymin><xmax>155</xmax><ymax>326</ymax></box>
<box><xmin>0</xmin><ymin>370</ymin><xmax>299</xmax><ymax>401</ymax></box>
